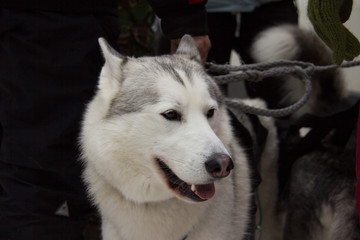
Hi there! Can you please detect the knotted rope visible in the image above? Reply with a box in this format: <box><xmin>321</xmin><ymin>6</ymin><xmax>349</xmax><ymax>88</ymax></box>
<box><xmin>206</xmin><ymin>59</ymin><xmax>360</xmax><ymax>117</ymax></box>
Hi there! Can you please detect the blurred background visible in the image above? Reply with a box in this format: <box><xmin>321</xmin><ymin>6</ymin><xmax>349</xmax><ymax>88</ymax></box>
<box><xmin>229</xmin><ymin>0</ymin><xmax>360</xmax><ymax>95</ymax></box>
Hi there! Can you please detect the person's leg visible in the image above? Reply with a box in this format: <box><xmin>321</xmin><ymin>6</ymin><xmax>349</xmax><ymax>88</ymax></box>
<box><xmin>206</xmin><ymin>12</ymin><xmax>237</xmax><ymax>64</ymax></box>
<box><xmin>206</xmin><ymin>12</ymin><xmax>237</xmax><ymax>94</ymax></box>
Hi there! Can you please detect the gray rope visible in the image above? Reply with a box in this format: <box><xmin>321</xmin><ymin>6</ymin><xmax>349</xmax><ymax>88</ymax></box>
<box><xmin>206</xmin><ymin>59</ymin><xmax>360</xmax><ymax>117</ymax></box>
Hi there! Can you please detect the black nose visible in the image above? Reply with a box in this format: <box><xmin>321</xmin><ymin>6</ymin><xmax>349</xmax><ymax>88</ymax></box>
<box><xmin>205</xmin><ymin>153</ymin><xmax>234</xmax><ymax>178</ymax></box>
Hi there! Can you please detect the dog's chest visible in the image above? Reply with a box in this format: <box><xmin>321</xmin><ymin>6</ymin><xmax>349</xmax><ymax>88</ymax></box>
<box><xmin>111</xmin><ymin>180</ymin><xmax>237</xmax><ymax>240</ymax></box>
<box><xmin>112</xmin><ymin>198</ymin><xmax>209</xmax><ymax>240</ymax></box>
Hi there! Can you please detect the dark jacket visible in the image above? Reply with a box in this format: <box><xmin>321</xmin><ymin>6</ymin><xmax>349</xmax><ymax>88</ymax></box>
<box><xmin>148</xmin><ymin>0</ymin><xmax>208</xmax><ymax>39</ymax></box>
<box><xmin>0</xmin><ymin>0</ymin><xmax>208</xmax><ymax>39</ymax></box>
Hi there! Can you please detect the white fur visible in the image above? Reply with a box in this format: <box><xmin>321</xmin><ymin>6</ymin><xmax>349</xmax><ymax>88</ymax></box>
<box><xmin>80</xmin><ymin>36</ymin><xmax>259</xmax><ymax>240</ymax></box>
<box><xmin>251</xmin><ymin>26</ymin><xmax>300</xmax><ymax>62</ymax></box>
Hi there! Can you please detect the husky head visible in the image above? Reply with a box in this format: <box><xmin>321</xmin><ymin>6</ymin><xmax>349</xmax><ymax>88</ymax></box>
<box><xmin>80</xmin><ymin>35</ymin><xmax>234</xmax><ymax>204</ymax></box>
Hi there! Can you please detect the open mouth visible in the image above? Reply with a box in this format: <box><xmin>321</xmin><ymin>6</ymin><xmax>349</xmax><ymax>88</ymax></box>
<box><xmin>156</xmin><ymin>159</ymin><xmax>215</xmax><ymax>202</ymax></box>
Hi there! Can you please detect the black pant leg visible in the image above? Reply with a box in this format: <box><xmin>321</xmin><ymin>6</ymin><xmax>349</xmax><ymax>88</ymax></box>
<box><xmin>0</xmin><ymin>9</ymin><xmax>119</xmax><ymax>240</ymax></box>
<box><xmin>235</xmin><ymin>0</ymin><xmax>298</xmax><ymax>99</ymax></box>
<box><xmin>207</xmin><ymin>12</ymin><xmax>237</xmax><ymax>64</ymax></box>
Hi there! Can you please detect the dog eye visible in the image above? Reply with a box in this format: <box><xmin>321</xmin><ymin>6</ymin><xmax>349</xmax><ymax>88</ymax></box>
<box><xmin>207</xmin><ymin>109</ymin><xmax>215</xmax><ymax>119</ymax></box>
<box><xmin>161</xmin><ymin>110</ymin><xmax>182</xmax><ymax>121</ymax></box>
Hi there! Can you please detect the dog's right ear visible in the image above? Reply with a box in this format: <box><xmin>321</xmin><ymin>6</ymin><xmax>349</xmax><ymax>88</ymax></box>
<box><xmin>98</xmin><ymin>38</ymin><xmax>125</xmax><ymax>78</ymax></box>
<box><xmin>175</xmin><ymin>35</ymin><xmax>201</xmax><ymax>63</ymax></box>
<box><xmin>98</xmin><ymin>38</ymin><xmax>125</xmax><ymax>103</ymax></box>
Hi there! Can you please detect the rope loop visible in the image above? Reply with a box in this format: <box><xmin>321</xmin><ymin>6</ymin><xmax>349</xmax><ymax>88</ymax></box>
<box><xmin>206</xmin><ymin>59</ymin><xmax>360</xmax><ymax>117</ymax></box>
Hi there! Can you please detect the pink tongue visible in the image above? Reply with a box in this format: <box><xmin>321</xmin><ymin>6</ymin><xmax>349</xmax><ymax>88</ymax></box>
<box><xmin>195</xmin><ymin>183</ymin><xmax>215</xmax><ymax>200</ymax></box>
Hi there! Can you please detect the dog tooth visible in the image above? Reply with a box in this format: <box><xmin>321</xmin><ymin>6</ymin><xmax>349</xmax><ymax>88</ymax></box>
<box><xmin>191</xmin><ymin>184</ymin><xmax>196</xmax><ymax>192</ymax></box>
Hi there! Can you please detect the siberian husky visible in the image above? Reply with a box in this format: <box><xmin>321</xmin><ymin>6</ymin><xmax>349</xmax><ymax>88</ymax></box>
<box><xmin>79</xmin><ymin>35</ymin><xmax>278</xmax><ymax>240</ymax></box>
<box><xmin>250</xmin><ymin>24</ymin><xmax>360</xmax><ymax>240</ymax></box>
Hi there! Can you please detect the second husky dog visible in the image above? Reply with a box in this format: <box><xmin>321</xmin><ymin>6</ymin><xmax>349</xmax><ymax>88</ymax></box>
<box><xmin>80</xmin><ymin>35</ymin><xmax>277</xmax><ymax>240</ymax></box>
<box><xmin>250</xmin><ymin>24</ymin><xmax>359</xmax><ymax>240</ymax></box>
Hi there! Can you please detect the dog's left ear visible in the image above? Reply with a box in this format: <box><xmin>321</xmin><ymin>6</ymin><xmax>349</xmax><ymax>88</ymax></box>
<box><xmin>175</xmin><ymin>35</ymin><xmax>201</xmax><ymax>62</ymax></box>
